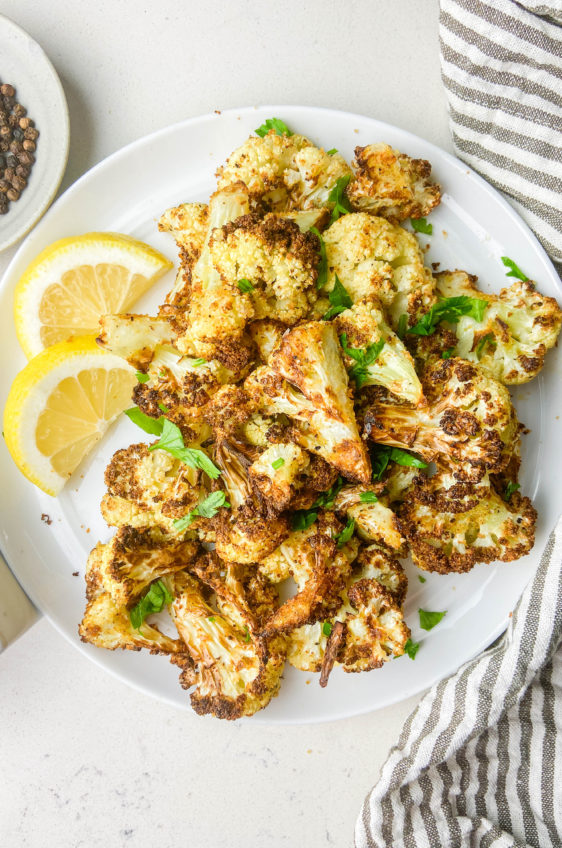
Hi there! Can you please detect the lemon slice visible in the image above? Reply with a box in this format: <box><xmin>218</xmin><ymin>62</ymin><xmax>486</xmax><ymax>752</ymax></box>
<box><xmin>14</xmin><ymin>232</ymin><xmax>173</xmax><ymax>359</ymax></box>
<box><xmin>4</xmin><ymin>336</ymin><xmax>137</xmax><ymax>495</ymax></box>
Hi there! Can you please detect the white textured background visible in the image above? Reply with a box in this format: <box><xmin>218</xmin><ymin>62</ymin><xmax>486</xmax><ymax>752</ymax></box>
<box><xmin>0</xmin><ymin>1</ymin><xmax>449</xmax><ymax>846</ymax></box>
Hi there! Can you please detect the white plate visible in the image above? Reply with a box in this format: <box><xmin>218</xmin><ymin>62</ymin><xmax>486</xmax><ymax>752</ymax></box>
<box><xmin>0</xmin><ymin>14</ymin><xmax>69</xmax><ymax>252</ymax></box>
<box><xmin>1</xmin><ymin>106</ymin><xmax>560</xmax><ymax>724</ymax></box>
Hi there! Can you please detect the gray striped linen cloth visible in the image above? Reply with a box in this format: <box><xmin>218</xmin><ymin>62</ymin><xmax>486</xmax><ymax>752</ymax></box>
<box><xmin>356</xmin><ymin>2</ymin><xmax>562</xmax><ymax>846</ymax></box>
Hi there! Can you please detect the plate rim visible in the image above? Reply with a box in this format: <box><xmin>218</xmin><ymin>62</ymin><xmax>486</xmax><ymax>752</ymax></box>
<box><xmin>1</xmin><ymin>104</ymin><xmax>560</xmax><ymax>724</ymax></box>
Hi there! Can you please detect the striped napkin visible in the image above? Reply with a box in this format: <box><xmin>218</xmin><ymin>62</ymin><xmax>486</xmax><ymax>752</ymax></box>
<box><xmin>356</xmin><ymin>2</ymin><xmax>562</xmax><ymax>845</ymax></box>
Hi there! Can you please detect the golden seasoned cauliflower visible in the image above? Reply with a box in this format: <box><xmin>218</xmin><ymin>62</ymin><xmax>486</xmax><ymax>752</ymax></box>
<box><xmin>430</xmin><ymin>270</ymin><xmax>562</xmax><ymax>384</ymax></box>
<box><xmin>88</xmin><ymin>525</ymin><xmax>198</xmax><ymax>607</ymax></box>
<box><xmin>96</xmin><ymin>314</ymin><xmax>175</xmax><ymax>370</ymax></box>
<box><xmin>79</xmin><ymin>591</ymin><xmax>184</xmax><ymax>654</ymax></box>
<box><xmin>321</xmin><ymin>212</ymin><xmax>435</xmax><ymax>329</ymax></box>
<box><xmin>248</xmin><ymin>319</ymin><xmax>286</xmax><ymax>364</ymax></box>
<box><xmin>333</xmin><ymin>484</ymin><xmax>406</xmax><ymax>552</ymax></box>
<box><xmin>170</xmin><ymin>571</ymin><xmax>285</xmax><ymax>719</ymax></box>
<box><xmin>334</xmin><ymin>301</ymin><xmax>423</xmax><ymax>404</ymax></box>
<box><xmin>400</xmin><ymin>470</ymin><xmax>537</xmax><ymax>573</ymax></box>
<box><xmin>285</xmin><ymin>145</ymin><xmax>354</xmax><ymax>211</ymax></box>
<box><xmin>158</xmin><ymin>201</ymin><xmax>208</xmax><ymax>261</ymax></box>
<box><xmin>347</xmin><ymin>143</ymin><xmax>441</xmax><ymax>223</ymax></box>
<box><xmin>248</xmin><ymin>443</ymin><xmax>311</xmax><ymax>511</ymax></box>
<box><xmin>365</xmin><ymin>358</ymin><xmax>519</xmax><ymax>482</ymax></box>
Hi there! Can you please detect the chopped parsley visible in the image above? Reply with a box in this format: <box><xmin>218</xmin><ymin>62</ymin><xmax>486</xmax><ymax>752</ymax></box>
<box><xmin>501</xmin><ymin>256</ymin><xmax>528</xmax><ymax>282</ymax></box>
<box><xmin>237</xmin><ymin>278</ymin><xmax>254</xmax><ymax>293</ymax></box>
<box><xmin>312</xmin><ymin>476</ymin><xmax>344</xmax><ymax>510</ymax></box>
<box><xmin>441</xmin><ymin>348</ymin><xmax>455</xmax><ymax>359</ymax></box>
<box><xmin>290</xmin><ymin>477</ymin><xmax>344</xmax><ymax>530</ymax></box>
<box><xmin>335</xmin><ymin>517</ymin><xmax>355</xmax><ymax>548</ymax></box>
<box><xmin>148</xmin><ymin>418</ymin><xmax>221</xmax><ymax>479</ymax></box>
<box><xmin>291</xmin><ymin>510</ymin><xmax>319</xmax><ymax>531</ymax></box>
<box><xmin>407</xmin><ymin>296</ymin><xmax>488</xmax><ymax>336</ymax></box>
<box><xmin>419</xmin><ymin>608</ymin><xmax>446</xmax><ymax>631</ymax></box>
<box><xmin>208</xmin><ymin>615</ymin><xmax>216</xmax><ymax>622</ymax></box>
<box><xmin>173</xmin><ymin>491</ymin><xmax>230</xmax><ymax>532</ymax></box>
<box><xmin>504</xmin><ymin>481</ymin><xmax>520</xmax><ymax>501</ymax></box>
<box><xmin>322</xmin><ymin>621</ymin><xmax>333</xmax><ymax>637</ymax></box>
<box><xmin>404</xmin><ymin>638</ymin><xmax>420</xmax><ymax>660</ymax></box>
<box><xmin>255</xmin><ymin>117</ymin><xmax>292</xmax><ymax>137</ymax></box>
<box><xmin>158</xmin><ymin>402</ymin><xmax>169</xmax><ymax>413</ymax></box>
<box><xmin>410</xmin><ymin>217</ymin><xmax>433</xmax><ymax>235</ymax></box>
<box><xmin>129</xmin><ymin>579</ymin><xmax>173</xmax><ymax>630</ymax></box>
<box><xmin>339</xmin><ymin>332</ymin><xmax>385</xmax><ymax>389</ymax></box>
<box><xmin>326</xmin><ymin>148</ymin><xmax>338</xmax><ymax>155</ymax></box>
<box><xmin>191</xmin><ymin>358</ymin><xmax>207</xmax><ymax>367</ymax></box>
<box><xmin>135</xmin><ymin>370</ymin><xmax>149</xmax><ymax>383</ymax></box>
<box><xmin>418</xmin><ymin>575</ymin><xmax>427</xmax><ymax>583</ymax></box>
<box><xmin>310</xmin><ymin>227</ymin><xmax>328</xmax><ymax>289</ymax></box>
<box><xmin>397</xmin><ymin>314</ymin><xmax>408</xmax><ymax>340</ymax></box>
<box><xmin>323</xmin><ymin>275</ymin><xmax>352</xmax><ymax>320</ymax></box>
<box><xmin>371</xmin><ymin>445</ymin><xmax>428</xmax><ymax>480</ymax></box>
<box><xmin>272</xmin><ymin>457</ymin><xmax>285</xmax><ymax>470</ymax></box>
<box><xmin>124</xmin><ymin>407</ymin><xmax>165</xmax><ymax>436</ymax></box>
<box><xmin>359</xmin><ymin>491</ymin><xmax>378</xmax><ymax>504</ymax></box>
<box><xmin>328</xmin><ymin>175</ymin><xmax>352</xmax><ymax>222</ymax></box>
<box><xmin>475</xmin><ymin>333</ymin><xmax>496</xmax><ymax>359</ymax></box>
<box><xmin>243</xmin><ymin>625</ymin><xmax>251</xmax><ymax>643</ymax></box>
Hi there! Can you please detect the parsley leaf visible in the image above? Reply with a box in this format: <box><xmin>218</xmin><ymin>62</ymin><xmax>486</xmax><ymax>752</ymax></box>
<box><xmin>158</xmin><ymin>403</ymin><xmax>169</xmax><ymax>413</ymax></box>
<box><xmin>501</xmin><ymin>256</ymin><xmax>528</xmax><ymax>282</ymax></box>
<box><xmin>312</xmin><ymin>476</ymin><xmax>344</xmax><ymax>510</ymax></box>
<box><xmin>328</xmin><ymin>175</ymin><xmax>352</xmax><ymax>222</ymax></box>
<box><xmin>336</xmin><ymin>517</ymin><xmax>355</xmax><ymax>548</ymax></box>
<box><xmin>410</xmin><ymin>217</ymin><xmax>433</xmax><ymax>235</ymax></box>
<box><xmin>135</xmin><ymin>370</ymin><xmax>149</xmax><ymax>383</ymax></box>
<box><xmin>327</xmin><ymin>148</ymin><xmax>338</xmax><ymax>155</ymax></box>
<box><xmin>272</xmin><ymin>457</ymin><xmax>285</xmax><ymax>470</ymax></box>
<box><xmin>339</xmin><ymin>332</ymin><xmax>385</xmax><ymax>388</ymax></box>
<box><xmin>504</xmin><ymin>481</ymin><xmax>520</xmax><ymax>501</ymax></box>
<box><xmin>130</xmin><ymin>579</ymin><xmax>173</xmax><ymax>629</ymax></box>
<box><xmin>419</xmin><ymin>608</ymin><xmax>446</xmax><ymax>631</ymax></box>
<box><xmin>148</xmin><ymin>418</ymin><xmax>221</xmax><ymax>479</ymax></box>
<box><xmin>191</xmin><ymin>358</ymin><xmax>207</xmax><ymax>367</ymax></box>
<box><xmin>255</xmin><ymin>117</ymin><xmax>292</xmax><ymax>137</ymax></box>
<box><xmin>237</xmin><ymin>278</ymin><xmax>254</xmax><ymax>293</ymax></box>
<box><xmin>243</xmin><ymin>625</ymin><xmax>251</xmax><ymax>643</ymax></box>
<box><xmin>475</xmin><ymin>332</ymin><xmax>496</xmax><ymax>359</ymax></box>
<box><xmin>291</xmin><ymin>509</ymin><xmax>319</xmax><ymax>531</ymax></box>
<box><xmin>323</xmin><ymin>275</ymin><xmax>352</xmax><ymax>320</ymax></box>
<box><xmin>404</xmin><ymin>638</ymin><xmax>420</xmax><ymax>660</ymax></box>
<box><xmin>322</xmin><ymin>621</ymin><xmax>333</xmax><ymax>636</ymax></box>
<box><xmin>208</xmin><ymin>615</ymin><xmax>216</xmax><ymax>622</ymax></box>
<box><xmin>359</xmin><ymin>491</ymin><xmax>378</xmax><ymax>504</ymax></box>
<box><xmin>291</xmin><ymin>477</ymin><xmax>344</xmax><ymax>530</ymax></box>
<box><xmin>371</xmin><ymin>445</ymin><xmax>428</xmax><ymax>479</ymax></box>
<box><xmin>173</xmin><ymin>491</ymin><xmax>230</xmax><ymax>531</ymax></box>
<box><xmin>441</xmin><ymin>348</ymin><xmax>455</xmax><ymax>359</ymax></box>
<box><xmin>125</xmin><ymin>407</ymin><xmax>165</xmax><ymax>436</ymax></box>
<box><xmin>407</xmin><ymin>296</ymin><xmax>488</xmax><ymax>336</ymax></box>
<box><xmin>418</xmin><ymin>575</ymin><xmax>426</xmax><ymax>583</ymax></box>
<box><xmin>397</xmin><ymin>314</ymin><xmax>408</xmax><ymax>340</ymax></box>
<box><xmin>387</xmin><ymin>447</ymin><xmax>428</xmax><ymax>468</ymax></box>
<box><xmin>310</xmin><ymin>227</ymin><xmax>328</xmax><ymax>289</ymax></box>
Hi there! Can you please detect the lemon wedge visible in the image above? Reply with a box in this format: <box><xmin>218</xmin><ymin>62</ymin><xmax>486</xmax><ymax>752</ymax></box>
<box><xmin>14</xmin><ymin>232</ymin><xmax>173</xmax><ymax>358</ymax></box>
<box><xmin>4</xmin><ymin>336</ymin><xmax>137</xmax><ymax>495</ymax></box>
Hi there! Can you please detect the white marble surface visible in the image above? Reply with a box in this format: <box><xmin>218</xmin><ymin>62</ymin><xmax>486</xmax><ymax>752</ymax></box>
<box><xmin>0</xmin><ymin>1</ymin><xmax>450</xmax><ymax>845</ymax></box>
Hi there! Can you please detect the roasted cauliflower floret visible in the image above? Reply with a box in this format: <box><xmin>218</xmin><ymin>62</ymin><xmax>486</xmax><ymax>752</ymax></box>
<box><xmin>334</xmin><ymin>485</ymin><xmax>405</xmax><ymax>552</ymax></box>
<box><xmin>79</xmin><ymin>591</ymin><xmax>184</xmax><ymax>654</ymax></box>
<box><xmin>249</xmin><ymin>443</ymin><xmax>310</xmax><ymax>511</ymax></box>
<box><xmin>88</xmin><ymin>525</ymin><xmax>198</xmax><ymax>607</ymax></box>
<box><xmin>428</xmin><ymin>270</ymin><xmax>562</xmax><ymax>384</ymax></box>
<box><xmin>248</xmin><ymin>319</ymin><xmax>286</xmax><ymax>364</ymax></box>
<box><xmin>285</xmin><ymin>144</ymin><xmax>353</xmax><ymax>210</ymax></box>
<box><xmin>321</xmin><ymin>212</ymin><xmax>435</xmax><ymax>329</ymax></box>
<box><xmin>96</xmin><ymin>314</ymin><xmax>175</xmax><ymax>370</ymax></box>
<box><xmin>347</xmin><ymin>143</ymin><xmax>441</xmax><ymax>223</ymax></box>
<box><xmin>170</xmin><ymin>571</ymin><xmax>285</xmax><ymax>719</ymax></box>
<box><xmin>209</xmin><ymin>213</ymin><xmax>319</xmax><ymax>324</ymax></box>
<box><xmin>158</xmin><ymin>201</ymin><xmax>208</xmax><ymax>261</ymax></box>
<box><xmin>334</xmin><ymin>300</ymin><xmax>423</xmax><ymax>404</ymax></box>
<box><xmin>400</xmin><ymin>470</ymin><xmax>537</xmax><ymax>573</ymax></box>
<box><xmin>365</xmin><ymin>358</ymin><xmax>519</xmax><ymax>481</ymax></box>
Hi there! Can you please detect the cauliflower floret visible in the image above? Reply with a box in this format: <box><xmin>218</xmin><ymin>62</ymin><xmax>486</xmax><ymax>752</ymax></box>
<box><xmin>96</xmin><ymin>314</ymin><xmax>175</xmax><ymax>370</ymax></box>
<box><xmin>347</xmin><ymin>143</ymin><xmax>441</xmax><ymax>223</ymax></box>
<box><xmin>88</xmin><ymin>525</ymin><xmax>199</xmax><ymax>607</ymax></box>
<box><xmin>158</xmin><ymin>201</ymin><xmax>208</xmax><ymax>262</ymax></box>
<box><xmin>429</xmin><ymin>270</ymin><xmax>562</xmax><ymax>384</ymax></box>
<box><xmin>321</xmin><ymin>212</ymin><xmax>435</xmax><ymax>329</ymax></box>
<box><xmin>400</xmin><ymin>470</ymin><xmax>537</xmax><ymax>573</ymax></box>
<box><xmin>249</xmin><ymin>443</ymin><xmax>311</xmax><ymax>511</ymax></box>
<box><xmin>258</xmin><ymin>511</ymin><xmax>346</xmax><ymax>584</ymax></box>
<box><xmin>209</xmin><ymin>213</ymin><xmax>319</xmax><ymax>324</ymax></box>
<box><xmin>334</xmin><ymin>485</ymin><xmax>405</xmax><ymax>552</ymax></box>
<box><xmin>269</xmin><ymin>321</ymin><xmax>371</xmax><ymax>482</ymax></box>
<box><xmin>248</xmin><ymin>319</ymin><xmax>286</xmax><ymax>364</ymax></box>
<box><xmin>364</xmin><ymin>358</ymin><xmax>519</xmax><ymax>481</ymax></box>
<box><xmin>334</xmin><ymin>301</ymin><xmax>423</xmax><ymax>404</ymax></box>
<box><xmin>285</xmin><ymin>145</ymin><xmax>353</xmax><ymax>210</ymax></box>
<box><xmin>79</xmin><ymin>591</ymin><xmax>184</xmax><ymax>654</ymax></box>
<box><xmin>169</xmin><ymin>571</ymin><xmax>285</xmax><ymax>719</ymax></box>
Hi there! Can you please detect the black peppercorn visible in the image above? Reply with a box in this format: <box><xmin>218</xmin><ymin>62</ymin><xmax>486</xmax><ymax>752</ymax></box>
<box><xmin>0</xmin><ymin>80</ymin><xmax>38</xmax><ymax>213</ymax></box>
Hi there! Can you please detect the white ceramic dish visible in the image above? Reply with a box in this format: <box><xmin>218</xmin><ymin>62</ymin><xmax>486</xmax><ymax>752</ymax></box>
<box><xmin>0</xmin><ymin>14</ymin><xmax>69</xmax><ymax>252</ymax></box>
<box><xmin>1</xmin><ymin>106</ymin><xmax>560</xmax><ymax>724</ymax></box>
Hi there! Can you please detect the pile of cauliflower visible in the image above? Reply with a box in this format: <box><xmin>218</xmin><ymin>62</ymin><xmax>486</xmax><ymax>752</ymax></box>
<box><xmin>79</xmin><ymin>121</ymin><xmax>562</xmax><ymax>720</ymax></box>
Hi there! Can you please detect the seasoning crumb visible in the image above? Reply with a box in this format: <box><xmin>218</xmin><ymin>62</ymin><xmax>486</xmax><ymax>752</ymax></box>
<box><xmin>431</xmin><ymin>262</ymin><xmax>441</xmax><ymax>271</ymax></box>
<box><xmin>354</xmin><ymin>128</ymin><xmax>359</xmax><ymax>133</ymax></box>
<box><xmin>509</xmin><ymin>611</ymin><xmax>513</xmax><ymax>617</ymax></box>
<box><xmin>72</xmin><ymin>571</ymin><xmax>79</xmax><ymax>577</ymax></box>
<box><xmin>41</xmin><ymin>513</ymin><xmax>52</xmax><ymax>525</ymax></box>
<box><xmin>306</xmin><ymin>749</ymin><xmax>312</xmax><ymax>754</ymax></box>
<box><xmin>305</xmin><ymin>679</ymin><xmax>311</xmax><ymax>685</ymax></box>
<box><xmin>214</xmin><ymin>110</ymin><xmax>221</xmax><ymax>115</ymax></box>
<box><xmin>442</xmin><ymin>230</ymin><xmax>448</xmax><ymax>238</ymax></box>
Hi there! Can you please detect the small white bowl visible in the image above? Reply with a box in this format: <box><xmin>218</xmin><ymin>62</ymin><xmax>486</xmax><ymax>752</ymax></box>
<box><xmin>0</xmin><ymin>14</ymin><xmax>69</xmax><ymax>252</ymax></box>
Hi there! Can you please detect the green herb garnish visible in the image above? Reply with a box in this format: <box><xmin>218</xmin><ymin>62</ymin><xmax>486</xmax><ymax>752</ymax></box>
<box><xmin>441</xmin><ymin>348</ymin><xmax>455</xmax><ymax>359</ymax></box>
<box><xmin>255</xmin><ymin>118</ymin><xmax>292</xmax><ymax>137</ymax></box>
<box><xmin>504</xmin><ymin>481</ymin><xmax>520</xmax><ymax>501</ymax></box>
<box><xmin>404</xmin><ymin>638</ymin><xmax>420</xmax><ymax>660</ymax></box>
<box><xmin>326</xmin><ymin>148</ymin><xmax>338</xmax><ymax>155</ymax></box>
<box><xmin>322</xmin><ymin>621</ymin><xmax>333</xmax><ymax>637</ymax></box>
<box><xmin>501</xmin><ymin>256</ymin><xmax>528</xmax><ymax>281</ymax></box>
<box><xmin>410</xmin><ymin>217</ymin><xmax>433</xmax><ymax>235</ymax></box>
<box><xmin>291</xmin><ymin>509</ymin><xmax>319</xmax><ymax>531</ymax></box>
<box><xmin>407</xmin><ymin>296</ymin><xmax>488</xmax><ymax>336</ymax></box>
<box><xmin>158</xmin><ymin>403</ymin><xmax>169</xmax><ymax>413</ymax></box>
<box><xmin>397</xmin><ymin>314</ymin><xmax>408</xmax><ymax>341</ymax></box>
<box><xmin>310</xmin><ymin>227</ymin><xmax>328</xmax><ymax>290</ymax></box>
<box><xmin>419</xmin><ymin>608</ymin><xmax>446</xmax><ymax>631</ymax></box>
<box><xmin>124</xmin><ymin>407</ymin><xmax>165</xmax><ymax>436</ymax></box>
<box><xmin>237</xmin><ymin>278</ymin><xmax>254</xmax><ymax>293</ymax></box>
<box><xmin>336</xmin><ymin>517</ymin><xmax>355</xmax><ymax>548</ymax></box>
<box><xmin>339</xmin><ymin>332</ymin><xmax>385</xmax><ymax>389</ymax></box>
<box><xmin>243</xmin><ymin>625</ymin><xmax>251</xmax><ymax>643</ymax></box>
<box><xmin>272</xmin><ymin>457</ymin><xmax>285</xmax><ymax>470</ymax></box>
<box><xmin>290</xmin><ymin>477</ymin><xmax>344</xmax><ymax>530</ymax></box>
<box><xmin>312</xmin><ymin>476</ymin><xmax>344</xmax><ymax>510</ymax></box>
<box><xmin>130</xmin><ymin>579</ymin><xmax>173</xmax><ymax>630</ymax></box>
<box><xmin>149</xmin><ymin>418</ymin><xmax>221</xmax><ymax>479</ymax></box>
<box><xmin>418</xmin><ymin>575</ymin><xmax>426</xmax><ymax>583</ymax></box>
<box><xmin>328</xmin><ymin>175</ymin><xmax>352</xmax><ymax>222</ymax></box>
<box><xmin>191</xmin><ymin>358</ymin><xmax>207</xmax><ymax>367</ymax></box>
<box><xmin>323</xmin><ymin>275</ymin><xmax>352</xmax><ymax>320</ymax></box>
<box><xmin>371</xmin><ymin>445</ymin><xmax>428</xmax><ymax>480</ymax></box>
<box><xmin>135</xmin><ymin>370</ymin><xmax>149</xmax><ymax>383</ymax></box>
<box><xmin>475</xmin><ymin>333</ymin><xmax>496</xmax><ymax>359</ymax></box>
<box><xmin>173</xmin><ymin>491</ymin><xmax>230</xmax><ymax>532</ymax></box>
<box><xmin>359</xmin><ymin>491</ymin><xmax>378</xmax><ymax>504</ymax></box>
